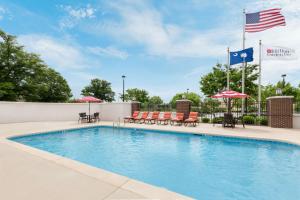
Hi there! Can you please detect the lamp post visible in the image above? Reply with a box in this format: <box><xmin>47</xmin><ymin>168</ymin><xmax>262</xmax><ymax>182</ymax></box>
<box><xmin>276</xmin><ymin>88</ymin><xmax>282</xmax><ymax>96</ymax></box>
<box><xmin>186</xmin><ymin>88</ymin><xmax>189</xmax><ymax>94</ymax></box>
<box><xmin>281</xmin><ymin>74</ymin><xmax>286</xmax><ymax>88</ymax></box>
<box><xmin>122</xmin><ymin>75</ymin><xmax>126</xmax><ymax>102</ymax></box>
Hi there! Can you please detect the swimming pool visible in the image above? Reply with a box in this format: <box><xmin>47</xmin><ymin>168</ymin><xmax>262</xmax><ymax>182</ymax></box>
<box><xmin>11</xmin><ymin>126</ymin><xmax>300</xmax><ymax>200</ymax></box>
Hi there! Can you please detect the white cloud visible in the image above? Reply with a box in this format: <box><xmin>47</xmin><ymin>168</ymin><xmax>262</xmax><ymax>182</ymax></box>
<box><xmin>18</xmin><ymin>34</ymin><xmax>104</xmax><ymax>98</ymax></box>
<box><xmin>184</xmin><ymin>66</ymin><xmax>208</xmax><ymax>79</ymax></box>
<box><xmin>243</xmin><ymin>0</ymin><xmax>300</xmax><ymax>85</ymax></box>
<box><xmin>247</xmin><ymin>0</ymin><xmax>300</xmax><ymax>15</ymax></box>
<box><xmin>87</xmin><ymin>46</ymin><xmax>128</xmax><ymax>59</ymax></box>
<box><xmin>0</xmin><ymin>6</ymin><xmax>4</xmax><ymax>20</ymax></box>
<box><xmin>66</xmin><ymin>71</ymin><xmax>99</xmax><ymax>98</ymax></box>
<box><xmin>83</xmin><ymin>0</ymin><xmax>299</xmax><ymax>87</ymax></box>
<box><xmin>88</xmin><ymin>1</ymin><xmax>231</xmax><ymax>58</ymax></box>
<box><xmin>59</xmin><ymin>4</ymin><xmax>96</xmax><ymax>29</ymax></box>
<box><xmin>0</xmin><ymin>6</ymin><xmax>10</xmax><ymax>20</ymax></box>
<box><xmin>63</xmin><ymin>5</ymin><xmax>95</xmax><ymax>19</ymax></box>
<box><xmin>18</xmin><ymin>34</ymin><xmax>100</xmax><ymax>70</ymax></box>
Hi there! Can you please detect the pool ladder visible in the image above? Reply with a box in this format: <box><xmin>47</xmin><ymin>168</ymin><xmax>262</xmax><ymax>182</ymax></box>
<box><xmin>113</xmin><ymin>117</ymin><xmax>121</xmax><ymax>129</ymax></box>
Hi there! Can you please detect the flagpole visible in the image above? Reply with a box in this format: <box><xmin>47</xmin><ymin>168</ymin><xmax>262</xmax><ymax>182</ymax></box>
<box><xmin>258</xmin><ymin>40</ymin><xmax>262</xmax><ymax>117</ymax></box>
<box><xmin>227</xmin><ymin>47</ymin><xmax>231</xmax><ymax>113</ymax></box>
<box><xmin>227</xmin><ymin>47</ymin><xmax>230</xmax><ymax>90</ymax></box>
<box><xmin>242</xmin><ymin>9</ymin><xmax>246</xmax><ymax>116</ymax></box>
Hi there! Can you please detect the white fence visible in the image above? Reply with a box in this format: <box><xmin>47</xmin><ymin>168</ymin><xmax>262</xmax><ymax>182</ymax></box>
<box><xmin>0</xmin><ymin>101</ymin><xmax>132</xmax><ymax>124</ymax></box>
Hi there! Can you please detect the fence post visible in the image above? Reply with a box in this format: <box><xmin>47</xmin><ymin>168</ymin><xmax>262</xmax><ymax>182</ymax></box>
<box><xmin>176</xmin><ymin>100</ymin><xmax>191</xmax><ymax>120</ymax></box>
<box><xmin>266</xmin><ymin>96</ymin><xmax>293</xmax><ymax>128</ymax></box>
<box><xmin>131</xmin><ymin>101</ymin><xmax>140</xmax><ymax>114</ymax></box>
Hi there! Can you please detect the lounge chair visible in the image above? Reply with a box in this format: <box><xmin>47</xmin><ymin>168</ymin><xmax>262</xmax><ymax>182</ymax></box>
<box><xmin>124</xmin><ymin>111</ymin><xmax>139</xmax><ymax>123</ymax></box>
<box><xmin>145</xmin><ymin>111</ymin><xmax>160</xmax><ymax>124</ymax></box>
<box><xmin>223</xmin><ymin>113</ymin><xmax>235</xmax><ymax>128</ymax></box>
<box><xmin>157</xmin><ymin>112</ymin><xmax>171</xmax><ymax>125</ymax></box>
<box><xmin>184</xmin><ymin>112</ymin><xmax>199</xmax><ymax>127</ymax></box>
<box><xmin>170</xmin><ymin>112</ymin><xmax>184</xmax><ymax>126</ymax></box>
<box><xmin>91</xmin><ymin>112</ymin><xmax>100</xmax><ymax>123</ymax></box>
<box><xmin>78</xmin><ymin>112</ymin><xmax>88</xmax><ymax>123</ymax></box>
<box><xmin>134</xmin><ymin>112</ymin><xmax>149</xmax><ymax>123</ymax></box>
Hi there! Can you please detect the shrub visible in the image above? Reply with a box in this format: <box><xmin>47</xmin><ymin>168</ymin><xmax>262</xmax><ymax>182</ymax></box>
<box><xmin>243</xmin><ymin>115</ymin><xmax>255</xmax><ymax>124</ymax></box>
<box><xmin>260</xmin><ymin>118</ymin><xmax>268</xmax><ymax>126</ymax></box>
<box><xmin>201</xmin><ymin>118</ymin><xmax>210</xmax><ymax>123</ymax></box>
<box><xmin>212</xmin><ymin>117</ymin><xmax>224</xmax><ymax>124</ymax></box>
<box><xmin>256</xmin><ymin>117</ymin><xmax>268</xmax><ymax>126</ymax></box>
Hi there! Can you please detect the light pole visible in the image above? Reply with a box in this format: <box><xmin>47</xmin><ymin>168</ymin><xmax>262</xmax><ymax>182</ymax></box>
<box><xmin>281</xmin><ymin>74</ymin><xmax>286</xmax><ymax>88</ymax></box>
<box><xmin>186</xmin><ymin>88</ymin><xmax>189</xmax><ymax>94</ymax></box>
<box><xmin>122</xmin><ymin>75</ymin><xmax>126</xmax><ymax>102</ymax></box>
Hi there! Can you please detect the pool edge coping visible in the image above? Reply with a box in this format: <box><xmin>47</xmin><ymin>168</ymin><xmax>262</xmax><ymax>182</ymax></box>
<box><xmin>8</xmin><ymin>124</ymin><xmax>300</xmax><ymax>147</ymax></box>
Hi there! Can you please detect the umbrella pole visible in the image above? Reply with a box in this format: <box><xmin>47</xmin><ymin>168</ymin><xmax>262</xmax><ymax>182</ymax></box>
<box><xmin>89</xmin><ymin>102</ymin><xmax>91</xmax><ymax>116</ymax></box>
<box><xmin>228</xmin><ymin>98</ymin><xmax>232</xmax><ymax>113</ymax></box>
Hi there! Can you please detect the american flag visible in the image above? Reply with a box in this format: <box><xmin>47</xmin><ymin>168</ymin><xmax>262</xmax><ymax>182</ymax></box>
<box><xmin>245</xmin><ymin>8</ymin><xmax>286</xmax><ymax>33</ymax></box>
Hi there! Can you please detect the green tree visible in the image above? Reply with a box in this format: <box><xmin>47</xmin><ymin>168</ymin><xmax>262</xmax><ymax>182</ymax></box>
<box><xmin>24</xmin><ymin>67</ymin><xmax>72</xmax><ymax>102</ymax></box>
<box><xmin>0</xmin><ymin>29</ymin><xmax>72</xmax><ymax>102</ymax></box>
<box><xmin>170</xmin><ymin>92</ymin><xmax>200</xmax><ymax>107</ymax></box>
<box><xmin>0</xmin><ymin>29</ymin><xmax>28</xmax><ymax>100</ymax></box>
<box><xmin>200</xmin><ymin>63</ymin><xmax>259</xmax><ymax>97</ymax></box>
<box><xmin>200</xmin><ymin>98</ymin><xmax>222</xmax><ymax>113</ymax></box>
<box><xmin>124</xmin><ymin>88</ymin><xmax>149</xmax><ymax>103</ymax></box>
<box><xmin>149</xmin><ymin>96</ymin><xmax>163</xmax><ymax>104</ymax></box>
<box><xmin>262</xmin><ymin>81</ymin><xmax>300</xmax><ymax>101</ymax></box>
<box><xmin>81</xmin><ymin>78</ymin><xmax>115</xmax><ymax>102</ymax></box>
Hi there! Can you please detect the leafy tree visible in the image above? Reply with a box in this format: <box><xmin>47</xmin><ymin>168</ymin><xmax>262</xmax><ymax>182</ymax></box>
<box><xmin>200</xmin><ymin>98</ymin><xmax>222</xmax><ymax>113</ymax></box>
<box><xmin>24</xmin><ymin>67</ymin><xmax>72</xmax><ymax>102</ymax></box>
<box><xmin>170</xmin><ymin>92</ymin><xmax>201</xmax><ymax>107</ymax></box>
<box><xmin>81</xmin><ymin>78</ymin><xmax>115</xmax><ymax>102</ymax></box>
<box><xmin>262</xmin><ymin>81</ymin><xmax>300</xmax><ymax>101</ymax></box>
<box><xmin>148</xmin><ymin>96</ymin><xmax>163</xmax><ymax>104</ymax></box>
<box><xmin>0</xmin><ymin>29</ymin><xmax>72</xmax><ymax>102</ymax></box>
<box><xmin>124</xmin><ymin>88</ymin><xmax>149</xmax><ymax>103</ymax></box>
<box><xmin>200</xmin><ymin>63</ymin><xmax>259</xmax><ymax>97</ymax></box>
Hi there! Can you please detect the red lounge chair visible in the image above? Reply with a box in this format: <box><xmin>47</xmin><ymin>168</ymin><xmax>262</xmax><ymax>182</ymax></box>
<box><xmin>184</xmin><ymin>112</ymin><xmax>199</xmax><ymax>127</ymax></box>
<box><xmin>157</xmin><ymin>112</ymin><xmax>171</xmax><ymax>125</ymax></box>
<box><xmin>124</xmin><ymin>111</ymin><xmax>139</xmax><ymax>123</ymax></box>
<box><xmin>145</xmin><ymin>111</ymin><xmax>160</xmax><ymax>124</ymax></box>
<box><xmin>170</xmin><ymin>112</ymin><xmax>184</xmax><ymax>126</ymax></box>
<box><xmin>134</xmin><ymin>112</ymin><xmax>149</xmax><ymax>123</ymax></box>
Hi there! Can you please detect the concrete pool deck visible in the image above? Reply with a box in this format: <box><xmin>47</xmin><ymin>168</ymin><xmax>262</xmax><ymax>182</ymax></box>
<box><xmin>0</xmin><ymin>121</ymin><xmax>300</xmax><ymax>200</ymax></box>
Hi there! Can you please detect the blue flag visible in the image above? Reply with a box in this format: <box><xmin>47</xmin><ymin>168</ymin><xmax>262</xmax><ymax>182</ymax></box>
<box><xmin>230</xmin><ymin>47</ymin><xmax>254</xmax><ymax>65</ymax></box>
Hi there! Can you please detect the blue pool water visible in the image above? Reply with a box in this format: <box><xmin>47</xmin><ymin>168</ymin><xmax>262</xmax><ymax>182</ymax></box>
<box><xmin>11</xmin><ymin>126</ymin><xmax>300</xmax><ymax>200</ymax></box>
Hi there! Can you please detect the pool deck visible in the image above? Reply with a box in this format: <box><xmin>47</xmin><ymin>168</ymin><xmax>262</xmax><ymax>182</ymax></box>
<box><xmin>0</xmin><ymin>121</ymin><xmax>300</xmax><ymax>200</ymax></box>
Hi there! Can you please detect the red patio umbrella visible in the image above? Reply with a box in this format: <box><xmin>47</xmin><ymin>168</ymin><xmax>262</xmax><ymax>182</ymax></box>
<box><xmin>78</xmin><ymin>96</ymin><xmax>102</xmax><ymax>116</ymax></box>
<box><xmin>211</xmin><ymin>90</ymin><xmax>248</xmax><ymax>99</ymax></box>
<box><xmin>211</xmin><ymin>90</ymin><xmax>248</xmax><ymax>113</ymax></box>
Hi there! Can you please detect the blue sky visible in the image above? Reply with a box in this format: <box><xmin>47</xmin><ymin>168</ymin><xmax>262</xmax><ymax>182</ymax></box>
<box><xmin>0</xmin><ymin>0</ymin><xmax>299</xmax><ymax>101</ymax></box>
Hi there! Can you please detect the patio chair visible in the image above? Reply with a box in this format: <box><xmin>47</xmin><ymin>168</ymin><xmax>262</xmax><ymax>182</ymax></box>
<box><xmin>124</xmin><ymin>111</ymin><xmax>139</xmax><ymax>123</ymax></box>
<box><xmin>145</xmin><ymin>111</ymin><xmax>160</xmax><ymax>124</ymax></box>
<box><xmin>78</xmin><ymin>112</ymin><xmax>88</xmax><ymax>123</ymax></box>
<box><xmin>223</xmin><ymin>113</ymin><xmax>235</xmax><ymax>128</ymax></box>
<box><xmin>134</xmin><ymin>112</ymin><xmax>149</xmax><ymax>123</ymax></box>
<box><xmin>157</xmin><ymin>112</ymin><xmax>172</xmax><ymax>125</ymax></box>
<box><xmin>184</xmin><ymin>112</ymin><xmax>199</xmax><ymax>127</ymax></box>
<box><xmin>170</xmin><ymin>112</ymin><xmax>184</xmax><ymax>126</ymax></box>
<box><xmin>91</xmin><ymin>112</ymin><xmax>100</xmax><ymax>123</ymax></box>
